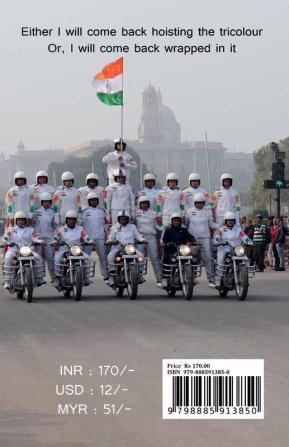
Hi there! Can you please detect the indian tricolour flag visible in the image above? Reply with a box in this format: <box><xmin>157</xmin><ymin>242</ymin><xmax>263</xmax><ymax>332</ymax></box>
<box><xmin>92</xmin><ymin>57</ymin><xmax>123</xmax><ymax>106</ymax></box>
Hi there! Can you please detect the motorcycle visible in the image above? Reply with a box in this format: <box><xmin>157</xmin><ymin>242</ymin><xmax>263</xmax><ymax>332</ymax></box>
<box><xmin>2</xmin><ymin>242</ymin><xmax>45</xmax><ymax>303</ymax></box>
<box><xmin>161</xmin><ymin>242</ymin><xmax>202</xmax><ymax>300</ymax></box>
<box><xmin>214</xmin><ymin>242</ymin><xmax>255</xmax><ymax>300</ymax></box>
<box><xmin>54</xmin><ymin>242</ymin><xmax>95</xmax><ymax>301</ymax></box>
<box><xmin>106</xmin><ymin>241</ymin><xmax>148</xmax><ymax>300</ymax></box>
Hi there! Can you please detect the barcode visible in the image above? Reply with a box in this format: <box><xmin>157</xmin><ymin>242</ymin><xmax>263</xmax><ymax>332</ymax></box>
<box><xmin>171</xmin><ymin>375</ymin><xmax>262</xmax><ymax>412</ymax></box>
<box><xmin>163</xmin><ymin>359</ymin><xmax>264</xmax><ymax>419</ymax></box>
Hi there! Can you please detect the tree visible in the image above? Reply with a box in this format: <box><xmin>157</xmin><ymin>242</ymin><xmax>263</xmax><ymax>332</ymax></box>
<box><xmin>247</xmin><ymin>137</ymin><xmax>289</xmax><ymax>212</ymax></box>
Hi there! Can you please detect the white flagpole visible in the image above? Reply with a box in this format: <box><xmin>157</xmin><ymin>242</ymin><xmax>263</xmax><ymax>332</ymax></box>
<box><xmin>204</xmin><ymin>130</ymin><xmax>211</xmax><ymax>194</ymax></box>
<box><xmin>120</xmin><ymin>58</ymin><xmax>124</xmax><ymax>152</ymax></box>
<box><xmin>139</xmin><ymin>151</ymin><xmax>142</xmax><ymax>189</ymax></box>
<box><xmin>53</xmin><ymin>170</ymin><xmax>57</xmax><ymax>188</ymax></box>
<box><xmin>91</xmin><ymin>162</ymin><xmax>94</xmax><ymax>173</ymax></box>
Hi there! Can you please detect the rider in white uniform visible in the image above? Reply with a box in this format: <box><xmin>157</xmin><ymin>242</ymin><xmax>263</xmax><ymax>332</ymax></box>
<box><xmin>30</xmin><ymin>170</ymin><xmax>55</xmax><ymax>210</ymax></box>
<box><xmin>78</xmin><ymin>173</ymin><xmax>104</xmax><ymax>211</ymax></box>
<box><xmin>5</xmin><ymin>171</ymin><xmax>35</xmax><ymax>226</ymax></box>
<box><xmin>81</xmin><ymin>192</ymin><xmax>108</xmax><ymax>279</ymax></box>
<box><xmin>53</xmin><ymin>172</ymin><xmax>81</xmax><ymax>226</ymax></box>
<box><xmin>213</xmin><ymin>211</ymin><xmax>253</xmax><ymax>288</ymax></box>
<box><xmin>135</xmin><ymin>196</ymin><xmax>161</xmax><ymax>286</ymax></box>
<box><xmin>183</xmin><ymin>173</ymin><xmax>210</xmax><ymax>208</ymax></box>
<box><xmin>2</xmin><ymin>211</ymin><xmax>44</xmax><ymax>289</ymax></box>
<box><xmin>106</xmin><ymin>210</ymin><xmax>145</xmax><ymax>285</ymax></box>
<box><xmin>52</xmin><ymin>210</ymin><xmax>93</xmax><ymax>287</ymax></box>
<box><xmin>33</xmin><ymin>192</ymin><xmax>56</xmax><ymax>281</ymax></box>
<box><xmin>185</xmin><ymin>193</ymin><xmax>218</xmax><ymax>287</ymax></box>
<box><xmin>156</xmin><ymin>173</ymin><xmax>186</xmax><ymax>227</ymax></box>
<box><xmin>136</xmin><ymin>173</ymin><xmax>159</xmax><ymax>211</ymax></box>
<box><xmin>211</xmin><ymin>173</ymin><xmax>241</xmax><ymax>226</ymax></box>
<box><xmin>104</xmin><ymin>168</ymin><xmax>135</xmax><ymax>225</ymax></box>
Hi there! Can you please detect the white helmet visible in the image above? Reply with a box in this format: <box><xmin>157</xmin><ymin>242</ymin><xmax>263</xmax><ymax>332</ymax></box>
<box><xmin>40</xmin><ymin>192</ymin><xmax>52</xmax><ymax>202</ymax></box>
<box><xmin>221</xmin><ymin>173</ymin><xmax>233</xmax><ymax>184</ymax></box>
<box><xmin>14</xmin><ymin>171</ymin><xmax>27</xmax><ymax>181</ymax></box>
<box><xmin>224</xmin><ymin>211</ymin><xmax>236</xmax><ymax>221</ymax></box>
<box><xmin>170</xmin><ymin>212</ymin><xmax>182</xmax><ymax>222</ymax></box>
<box><xmin>194</xmin><ymin>193</ymin><xmax>206</xmax><ymax>203</ymax></box>
<box><xmin>14</xmin><ymin>211</ymin><xmax>28</xmax><ymax>220</ymax></box>
<box><xmin>166</xmin><ymin>172</ymin><xmax>179</xmax><ymax>182</ymax></box>
<box><xmin>36</xmin><ymin>170</ymin><xmax>48</xmax><ymax>182</ymax></box>
<box><xmin>113</xmin><ymin>168</ymin><xmax>126</xmax><ymax>178</ymax></box>
<box><xmin>114</xmin><ymin>137</ymin><xmax>126</xmax><ymax>149</ymax></box>
<box><xmin>86</xmin><ymin>173</ymin><xmax>99</xmax><ymax>183</ymax></box>
<box><xmin>189</xmin><ymin>172</ymin><xmax>201</xmax><ymax>182</ymax></box>
<box><xmin>138</xmin><ymin>195</ymin><xmax>150</xmax><ymax>205</ymax></box>
<box><xmin>61</xmin><ymin>171</ymin><xmax>74</xmax><ymax>182</ymax></box>
<box><xmin>143</xmin><ymin>173</ymin><xmax>156</xmax><ymax>182</ymax></box>
<box><xmin>117</xmin><ymin>210</ymin><xmax>130</xmax><ymax>220</ymax></box>
<box><xmin>87</xmin><ymin>191</ymin><xmax>99</xmax><ymax>201</ymax></box>
<box><xmin>65</xmin><ymin>210</ymin><xmax>78</xmax><ymax>220</ymax></box>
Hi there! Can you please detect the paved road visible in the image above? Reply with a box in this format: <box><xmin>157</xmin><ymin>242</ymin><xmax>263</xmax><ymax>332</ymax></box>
<box><xmin>0</xmin><ymin>264</ymin><xmax>288</xmax><ymax>447</ymax></box>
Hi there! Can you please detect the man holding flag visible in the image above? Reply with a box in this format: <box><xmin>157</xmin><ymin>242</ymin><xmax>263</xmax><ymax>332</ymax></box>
<box><xmin>92</xmin><ymin>57</ymin><xmax>137</xmax><ymax>184</ymax></box>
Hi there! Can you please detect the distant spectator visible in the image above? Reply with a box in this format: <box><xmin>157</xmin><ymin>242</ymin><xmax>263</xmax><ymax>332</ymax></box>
<box><xmin>253</xmin><ymin>215</ymin><xmax>267</xmax><ymax>272</ymax></box>
<box><xmin>275</xmin><ymin>217</ymin><xmax>287</xmax><ymax>271</ymax></box>
<box><xmin>244</xmin><ymin>219</ymin><xmax>254</xmax><ymax>265</ymax></box>
<box><xmin>270</xmin><ymin>218</ymin><xmax>280</xmax><ymax>270</ymax></box>
<box><xmin>267</xmin><ymin>215</ymin><xmax>275</xmax><ymax>269</ymax></box>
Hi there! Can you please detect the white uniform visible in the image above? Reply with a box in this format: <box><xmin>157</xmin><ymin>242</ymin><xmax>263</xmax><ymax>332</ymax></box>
<box><xmin>53</xmin><ymin>186</ymin><xmax>81</xmax><ymax>226</ymax></box>
<box><xmin>81</xmin><ymin>206</ymin><xmax>107</xmax><ymax>277</ymax></box>
<box><xmin>30</xmin><ymin>184</ymin><xmax>55</xmax><ymax>210</ymax></box>
<box><xmin>5</xmin><ymin>185</ymin><xmax>35</xmax><ymax>221</ymax></box>
<box><xmin>135</xmin><ymin>209</ymin><xmax>161</xmax><ymax>281</ymax></box>
<box><xmin>53</xmin><ymin>225</ymin><xmax>92</xmax><ymax>278</ymax></box>
<box><xmin>136</xmin><ymin>187</ymin><xmax>159</xmax><ymax>211</ymax></box>
<box><xmin>33</xmin><ymin>207</ymin><xmax>56</xmax><ymax>280</ymax></box>
<box><xmin>102</xmin><ymin>150</ymin><xmax>137</xmax><ymax>184</ymax></box>
<box><xmin>107</xmin><ymin>222</ymin><xmax>144</xmax><ymax>271</ymax></box>
<box><xmin>186</xmin><ymin>207</ymin><xmax>218</xmax><ymax>283</ymax></box>
<box><xmin>3</xmin><ymin>226</ymin><xmax>44</xmax><ymax>282</ymax></box>
<box><xmin>183</xmin><ymin>186</ymin><xmax>210</xmax><ymax>209</ymax></box>
<box><xmin>78</xmin><ymin>185</ymin><xmax>104</xmax><ymax>211</ymax></box>
<box><xmin>156</xmin><ymin>187</ymin><xmax>186</xmax><ymax>227</ymax></box>
<box><xmin>105</xmin><ymin>183</ymin><xmax>135</xmax><ymax>224</ymax></box>
<box><xmin>213</xmin><ymin>225</ymin><xmax>252</xmax><ymax>286</ymax></box>
<box><xmin>211</xmin><ymin>187</ymin><xmax>241</xmax><ymax>226</ymax></box>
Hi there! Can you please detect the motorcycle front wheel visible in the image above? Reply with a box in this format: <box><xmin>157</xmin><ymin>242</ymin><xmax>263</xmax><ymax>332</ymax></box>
<box><xmin>182</xmin><ymin>265</ymin><xmax>194</xmax><ymax>300</ymax></box>
<box><xmin>16</xmin><ymin>291</ymin><xmax>24</xmax><ymax>300</ymax></box>
<box><xmin>24</xmin><ymin>266</ymin><xmax>33</xmax><ymax>303</ymax></box>
<box><xmin>235</xmin><ymin>265</ymin><xmax>249</xmax><ymax>301</ymax></box>
<box><xmin>127</xmin><ymin>264</ymin><xmax>138</xmax><ymax>300</ymax></box>
<box><xmin>73</xmin><ymin>266</ymin><xmax>82</xmax><ymax>301</ymax></box>
<box><xmin>116</xmin><ymin>286</ymin><xmax>125</xmax><ymax>297</ymax></box>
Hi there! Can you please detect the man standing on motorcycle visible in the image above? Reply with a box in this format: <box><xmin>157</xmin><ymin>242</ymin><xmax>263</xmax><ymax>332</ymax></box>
<box><xmin>81</xmin><ymin>192</ymin><xmax>108</xmax><ymax>280</ymax></box>
<box><xmin>2</xmin><ymin>211</ymin><xmax>44</xmax><ymax>289</ymax></box>
<box><xmin>33</xmin><ymin>192</ymin><xmax>56</xmax><ymax>282</ymax></box>
<box><xmin>102</xmin><ymin>138</ymin><xmax>137</xmax><ymax>185</ymax></box>
<box><xmin>106</xmin><ymin>210</ymin><xmax>145</xmax><ymax>286</ymax></box>
<box><xmin>53</xmin><ymin>172</ymin><xmax>81</xmax><ymax>226</ymax></box>
<box><xmin>211</xmin><ymin>173</ymin><xmax>241</xmax><ymax>226</ymax></box>
<box><xmin>52</xmin><ymin>210</ymin><xmax>93</xmax><ymax>287</ymax></box>
<box><xmin>104</xmin><ymin>169</ymin><xmax>135</xmax><ymax>225</ymax></box>
<box><xmin>185</xmin><ymin>193</ymin><xmax>218</xmax><ymax>287</ymax></box>
<box><xmin>78</xmin><ymin>173</ymin><xmax>104</xmax><ymax>211</ymax></box>
<box><xmin>5</xmin><ymin>171</ymin><xmax>36</xmax><ymax>227</ymax></box>
<box><xmin>135</xmin><ymin>196</ymin><xmax>162</xmax><ymax>286</ymax></box>
<box><xmin>156</xmin><ymin>173</ymin><xmax>186</xmax><ymax>227</ymax></box>
<box><xmin>213</xmin><ymin>211</ymin><xmax>253</xmax><ymax>288</ymax></box>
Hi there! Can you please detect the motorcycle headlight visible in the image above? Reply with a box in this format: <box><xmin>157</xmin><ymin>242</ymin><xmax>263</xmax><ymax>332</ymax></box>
<box><xmin>125</xmin><ymin>244</ymin><xmax>135</xmax><ymax>255</ymax></box>
<box><xmin>70</xmin><ymin>245</ymin><xmax>82</xmax><ymax>256</ymax></box>
<box><xmin>179</xmin><ymin>245</ymin><xmax>191</xmax><ymax>256</ymax></box>
<box><xmin>20</xmin><ymin>246</ymin><xmax>32</xmax><ymax>257</ymax></box>
<box><xmin>234</xmin><ymin>245</ymin><xmax>245</xmax><ymax>256</ymax></box>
